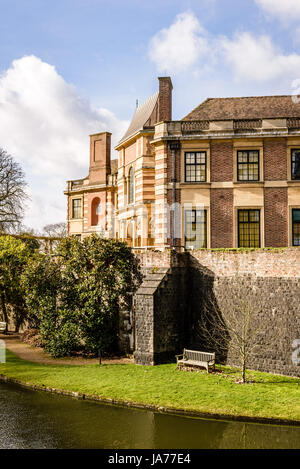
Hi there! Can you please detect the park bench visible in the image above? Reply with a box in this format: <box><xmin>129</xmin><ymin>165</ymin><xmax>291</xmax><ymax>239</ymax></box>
<box><xmin>0</xmin><ymin>322</ymin><xmax>7</xmax><ymax>333</ymax></box>
<box><xmin>176</xmin><ymin>349</ymin><xmax>215</xmax><ymax>373</ymax></box>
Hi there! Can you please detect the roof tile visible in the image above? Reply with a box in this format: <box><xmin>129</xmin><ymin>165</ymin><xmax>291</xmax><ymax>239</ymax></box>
<box><xmin>182</xmin><ymin>95</ymin><xmax>300</xmax><ymax>121</ymax></box>
<box><xmin>118</xmin><ymin>92</ymin><xmax>159</xmax><ymax>145</ymax></box>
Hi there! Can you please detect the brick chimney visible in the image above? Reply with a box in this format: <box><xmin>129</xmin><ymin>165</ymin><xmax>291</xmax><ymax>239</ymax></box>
<box><xmin>89</xmin><ymin>132</ymin><xmax>111</xmax><ymax>184</ymax></box>
<box><xmin>158</xmin><ymin>76</ymin><xmax>173</xmax><ymax>122</ymax></box>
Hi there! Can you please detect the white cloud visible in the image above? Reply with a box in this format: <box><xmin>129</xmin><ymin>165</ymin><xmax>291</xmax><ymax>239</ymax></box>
<box><xmin>220</xmin><ymin>32</ymin><xmax>300</xmax><ymax>82</ymax></box>
<box><xmin>148</xmin><ymin>11</ymin><xmax>208</xmax><ymax>73</ymax></box>
<box><xmin>148</xmin><ymin>9</ymin><xmax>300</xmax><ymax>85</ymax></box>
<box><xmin>255</xmin><ymin>0</ymin><xmax>300</xmax><ymax>21</ymax></box>
<box><xmin>0</xmin><ymin>55</ymin><xmax>128</xmax><ymax>230</ymax></box>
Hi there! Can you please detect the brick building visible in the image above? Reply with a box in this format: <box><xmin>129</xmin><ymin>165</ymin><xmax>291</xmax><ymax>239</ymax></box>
<box><xmin>65</xmin><ymin>77</ymin><xmax>300</xmax><ymax>249</ymax></box>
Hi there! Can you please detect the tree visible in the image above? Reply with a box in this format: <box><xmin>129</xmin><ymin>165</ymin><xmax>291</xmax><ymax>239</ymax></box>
<box><xmin>197</xmin><ymin>278</ymin><xmax>280</xmax><ymax>383</ymax></box>
<box><xmin>0</xmin><ymin>148</ymin><xmax>27</xmax><ymax>232</ymax></box>
<box><xmin>22</xmin><ymin>235</ymin><xmax>137</xmax><ymax>357</ymax></box>
<box><xmin>0</xmin><ymin>236</ymin><xmax>32</xmax><ymax>332</ymax></box>
<box><xmin>43</xmin><ymin>222</ymin><xmax>67</xmax><ymax>238</ymax></box>
<box><xmin>57</xmin><ymin>235</ymin><xmax>136</xmax><ymax>355</ymax></box>
<box><xmin>22</xmin><ymin>253</ymin><xmax>79</xmax><ymax>356</ymax></box>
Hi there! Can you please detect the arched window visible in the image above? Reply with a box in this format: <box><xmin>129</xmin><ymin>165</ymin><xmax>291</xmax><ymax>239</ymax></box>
<box><xmin>91</xmin><ymin>197</ymin><xmax>101</xmax><ymax>226</ymax></box>
<box><xmin>128</xmin><ymin>167</ymin><xmax>134</xmax><ymax>205</ymax></box>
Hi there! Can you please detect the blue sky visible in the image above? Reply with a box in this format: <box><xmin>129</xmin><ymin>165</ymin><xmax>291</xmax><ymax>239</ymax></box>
<box><xmin>1</xmin><ymin>0</ymin><xmax>300</xmax><ymax>229</ymax></box>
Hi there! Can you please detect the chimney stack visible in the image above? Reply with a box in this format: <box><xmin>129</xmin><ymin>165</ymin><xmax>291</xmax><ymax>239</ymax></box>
<box><xmin>158</xmin><ymin>76</ymin><xmax>173</xmax><ymax>122</ymax></box>
<box><xmin>89</xmin><ymin>132</ymin><xmax>111</xmax><ymax>184</ymax></box>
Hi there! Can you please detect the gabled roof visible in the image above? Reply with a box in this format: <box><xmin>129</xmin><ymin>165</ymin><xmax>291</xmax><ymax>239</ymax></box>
<box><xmin>182</xmin><ymin>95</ymin><xmax>300</xmax><ymax>121</ymax></box>
<box><xmin>118</xmin><ymin>92</ymin><xmax>159</xmax><ymax>145</ymax></box>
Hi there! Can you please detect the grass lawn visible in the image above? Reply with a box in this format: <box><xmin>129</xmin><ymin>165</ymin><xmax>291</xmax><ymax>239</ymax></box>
<box><xmin>1</xmin><ymin>350</ymin><xmax>300</xmax><ymax>423</ymax></box>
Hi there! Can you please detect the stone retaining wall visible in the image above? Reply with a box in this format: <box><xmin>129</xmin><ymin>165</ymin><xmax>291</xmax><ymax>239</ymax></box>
<box><xmin>133</xmin><ymin>248</ymin><xmax>300</xmax><ymax>377</ymax></box>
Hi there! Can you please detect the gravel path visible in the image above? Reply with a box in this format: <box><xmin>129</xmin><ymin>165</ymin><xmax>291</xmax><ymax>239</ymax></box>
<box><xmin>0</xmin><ymin>334</ymin><xmax>133</xmax><ymax>366</ymax></box>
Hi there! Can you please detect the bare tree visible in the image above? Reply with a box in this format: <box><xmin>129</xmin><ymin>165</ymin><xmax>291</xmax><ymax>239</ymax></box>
<box><xmin>197</xmin><ymin>278</ymin><xmax>280</xmax><ymax>383</ymax></box>
<box><xmin>0</xmin><ymin>148</ymin><xmax>27</xmax><ymax>232</ymax></box>
<box><xmin>16</xmin><ymin>225</ymin><xmax>39</xmax><ymax>236</ymax></box>
<box><xmin>43</xmin><ymin>222</ymin><xmax>67</xmax><ymax>238</ymax></box>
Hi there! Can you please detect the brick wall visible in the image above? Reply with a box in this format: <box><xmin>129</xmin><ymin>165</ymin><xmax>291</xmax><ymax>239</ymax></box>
<box><xmin>89</xmin><ymin>132</ymin><xmax>111</xmax><ymax>184</ymax></box>
<box><xmin>264</xmin><ymin>188</ymin><xmax>288</xmax><ymax>247</ymax></box>
<box><xmin>210</xmin><ymin>189</ymin><xmax>233</xmax><ymax>248</ymax></box>
<box><xmin>158</xmin><ymin>77</ymin><xmax>172</xmax><ymax>122</ymax></box>
<box><xmin>263</xmin><ymin>138</ymin><xmax>287</xmax><ymax>180</ymax></box>
<box><xmin>210</xmin><ymin>141</ymin><xmax>233</xmax><ymax>182</ymax></box>
<box><xmin>189</xmin><ymin>248</ymin><xmax>299</xmax><ymax>277</ymax></box>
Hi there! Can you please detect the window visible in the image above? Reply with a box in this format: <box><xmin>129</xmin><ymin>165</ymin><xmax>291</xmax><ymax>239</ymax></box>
<box><xmin>185</xmin><ymin>152</ymin><xmax>206</xmax><ymax>182</ymax></box>
<box><xmin>291</xmin><ymin>149</ymin><xmax>300</xmax><ymax>180</ymax></box>
<box><xmin>292</xmin><ymin>209</ymin><xmax>300</xmax><ymax>246</ymax></box>
<box><xmin>91</xmin><ymin>197</ymin><xmax>100</xmax><ymax>226</ymax></box>
<box><xmin>238</xmin><ymin>209</ymin><xmax>260</xmax><ymax>248</ymax></box>
<box><xmin>128</xmin><ymin>167</ymin><xmax>134</xmax><ymax>204</ymax></box>
<box><xmin>185</xmin><ymin>210</ymin><xmax>207</xmax><ymax>249</ymax></box>
<box><xmin>72</xmin><ymin>198</ymin><xmax>82</xmax><ymax>219</ymax></box>
<box><xmin>237</xmin><ymin>150</ymin><xmax>259</xmax><ymax>181</ymax></box>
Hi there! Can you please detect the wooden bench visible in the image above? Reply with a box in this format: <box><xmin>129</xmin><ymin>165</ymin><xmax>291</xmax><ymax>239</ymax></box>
<box><xmin>176</xmin><ymin>349</ymin><xmax>215</xmax><ymax>373</ymax></box>
<box><xmin>0</xmin><ymin>322</ymin><xmax>7</xmax><ymax>333</ymax></box>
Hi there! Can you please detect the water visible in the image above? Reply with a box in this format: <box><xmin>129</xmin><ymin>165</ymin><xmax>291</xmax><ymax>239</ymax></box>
<box><xmin>0</xmin><ymin>381</ymin><xmax>299</xmax><ymax>449</ymax></box>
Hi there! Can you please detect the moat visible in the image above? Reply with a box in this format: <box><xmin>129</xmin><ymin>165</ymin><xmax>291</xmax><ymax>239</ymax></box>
<box><xmin>0</xmin><ymin>381</ymin><xmax>299</xmax><ymax>449</ymax></box>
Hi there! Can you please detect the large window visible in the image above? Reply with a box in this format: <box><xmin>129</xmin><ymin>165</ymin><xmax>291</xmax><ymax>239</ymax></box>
<box><xmin>72</xmin><ymin>198</ymin><xmax>82</xmax><ymax>219</ymax></box>
<box><xmin>291</xmin><ymin>149</ymin><xmax>300</xmax><ymax>180</ymax></box>
<box><xmin>91</xmin><ymin>197</ymin><xmax>101</xmax><ymax>226</ymax></box>
<box><xmin>237</xmin><ymin>150</ymin><xmax>259</xmax><ymax>181</ymax></box>
<box><xmin>238</xmin><ymin>209</ymin><xmax>260</xmax><ymax>248</ymax></box>
<box><xmin>185</xmin><ymin>209</ymin><xmax>207</xmax><ymax>249</ymax></box>
<box><xmin>128</xmin><ymin>167</ymin><xmax>134</xmax><ymax>204</ymax></box>
<box><xmin>292</xmin><ymin>209</ymin><xmax>300</xmax><ymax>246</ymax></box>
<box><xmin>185</xmin><ymin>152</ymin><xmax>206</xmax><ymax>182</ymax></box>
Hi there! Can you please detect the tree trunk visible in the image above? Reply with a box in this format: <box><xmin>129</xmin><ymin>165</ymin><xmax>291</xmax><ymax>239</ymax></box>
<box><xmin>242</xmin><ymin>359</ymin><xmax>246</xmax><ymax>384</ymax></box>
<box><xmin>1</xmin><ymin>293</ymin><xmax>8</xmax><ymax>333</ymax></box>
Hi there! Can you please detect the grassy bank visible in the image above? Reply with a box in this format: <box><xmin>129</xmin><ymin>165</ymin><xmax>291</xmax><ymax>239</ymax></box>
<box><xmin>1</xmin><ymin>350</ymin><xmax>300</xmax><ymax>424</ymax></box>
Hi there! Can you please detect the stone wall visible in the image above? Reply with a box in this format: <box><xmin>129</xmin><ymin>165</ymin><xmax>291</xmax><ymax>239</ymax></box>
<box><xmin>188</xmin><ymin>249</ymin><xmax>300</xmax><ymax>377</ymax></box>
<box><xmin>133</xmin><ymin>248</ymin><xmax>300</xmax><ymax>377</ymax></box>
<box><xmin>134</xmin><ymin>252</ymin><xmax>189</xmax><ymax>365</ymax></box>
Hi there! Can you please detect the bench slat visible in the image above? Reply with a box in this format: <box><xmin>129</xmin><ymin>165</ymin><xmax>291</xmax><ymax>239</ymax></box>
<box><xmin>178</xmin><ymin>348</ymin><xmax>215</xmax><ymax>372</ymax></box>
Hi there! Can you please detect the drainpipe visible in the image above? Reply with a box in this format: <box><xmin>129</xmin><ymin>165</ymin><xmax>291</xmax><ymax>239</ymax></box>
<box><xmin>169</xmin><ymin>141</ymin><xmax>181</xmax><ymax>249</ymax></box>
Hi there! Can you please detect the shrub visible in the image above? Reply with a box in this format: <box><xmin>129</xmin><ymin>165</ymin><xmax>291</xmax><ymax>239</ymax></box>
<box><xmin>22</xmin><ymin>235</ymin><xmax>136</xmax><ymax>357</ymax></box>
<box><xmin>0</xmin><ymin>235</ymin><xmax>32</xmax><ymax>331</ymax></box>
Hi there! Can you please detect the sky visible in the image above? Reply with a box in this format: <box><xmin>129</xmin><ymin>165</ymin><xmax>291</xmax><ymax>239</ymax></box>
<box><xmin>1</xmin><ymin>0</ymin><xmax>300</xmax><ymax>230</ymax></box>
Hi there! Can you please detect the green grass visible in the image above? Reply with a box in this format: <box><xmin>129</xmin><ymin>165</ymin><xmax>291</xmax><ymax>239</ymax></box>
<box><xmin>1</xmin><ymin>350</ymin><xmax>300</xmax><ymax>423</ymax></box>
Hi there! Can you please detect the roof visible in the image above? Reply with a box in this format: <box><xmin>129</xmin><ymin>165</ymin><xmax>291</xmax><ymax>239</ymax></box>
<box><xmin>182</xmin><ymin>95</ymin><xmax>300</xmax><ymax>121</ymax></box>
<box><xmin>118</xmin><ymin>92</ymin><xmax>159</xmax><ymax>145</ymax></box>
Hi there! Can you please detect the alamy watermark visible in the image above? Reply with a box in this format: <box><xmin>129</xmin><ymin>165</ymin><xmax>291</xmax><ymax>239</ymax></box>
<box><xmin>0</xmin><ymin>340</ymin><xmax>6</xmax><ymax>363</ymax></box>
<box><xmin>292</xmin><ymin>340</ymin><xmax>300</xmax><ymax>366</ymax></box>
<box><xmin>291</xmin><ymin>79</ymin><xmax>300</xmax><ymax>104</ymax></box>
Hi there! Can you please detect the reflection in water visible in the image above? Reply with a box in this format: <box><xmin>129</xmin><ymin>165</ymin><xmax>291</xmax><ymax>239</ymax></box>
<box><xmin>0</xmin><ymin>382</ymin><xmax>299</xmax><ymax>449</ymax></box>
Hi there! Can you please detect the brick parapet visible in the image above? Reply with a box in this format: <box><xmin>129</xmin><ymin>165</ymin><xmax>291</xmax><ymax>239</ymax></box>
<box><xmin>189</xmin><ymin>248</ymin><xmax>300</xmax><ymax>277</ymax></box>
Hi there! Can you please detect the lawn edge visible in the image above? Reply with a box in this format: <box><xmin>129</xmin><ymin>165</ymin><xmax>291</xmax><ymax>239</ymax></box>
<box><xmin>1</xmin><ymin>373</ymin><xmax>300</xmax><ymax>428</ymax></box>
